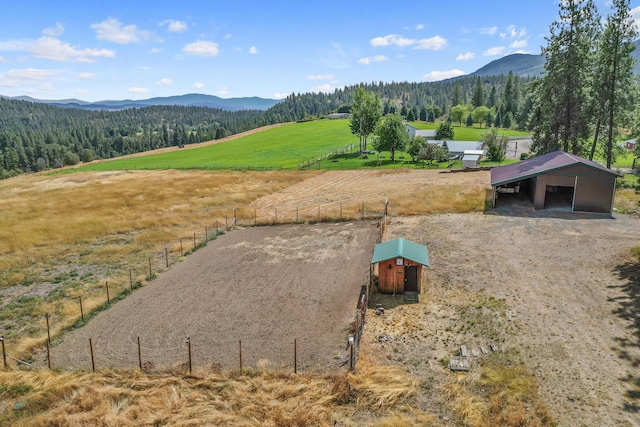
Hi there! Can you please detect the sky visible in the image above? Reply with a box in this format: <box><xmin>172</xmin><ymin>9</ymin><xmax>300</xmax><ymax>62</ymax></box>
<box><xmin>0</xmin><ymin>0</ymin><xmax>639</xmax><ymax>102</ymax></box>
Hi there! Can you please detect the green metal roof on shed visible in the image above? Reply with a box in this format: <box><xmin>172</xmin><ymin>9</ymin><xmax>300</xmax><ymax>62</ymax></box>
<box><xmin>371</xmin><ymin>238</ymin><xmax>429</xmax><ymax>266</ymax></box>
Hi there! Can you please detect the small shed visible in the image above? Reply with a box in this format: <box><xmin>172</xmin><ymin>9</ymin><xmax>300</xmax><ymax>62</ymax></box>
<box><xmin>371</xmin><ymin>238</ymin><xmax>429</xmax><ymax>294</ymax></box>
<box><xmin>462</xmin><ymin>154</ymin><xmax>481</xmax><ymax>168</ymax></box>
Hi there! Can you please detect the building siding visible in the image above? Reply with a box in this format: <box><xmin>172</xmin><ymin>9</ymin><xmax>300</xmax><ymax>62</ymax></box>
<box><xmin>532</xmin><ymin>164</ymin><xmax>616</xmax><ymax>213</ymax></box>
<box><xmin>377</xmin><ymin>259</ymin><xmax>422</xmax><ymax>294</ymax></box>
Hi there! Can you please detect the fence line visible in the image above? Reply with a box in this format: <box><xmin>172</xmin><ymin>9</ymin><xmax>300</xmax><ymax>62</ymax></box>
<box><xmin>2</xmin><ymin>200</ymin><xmax>391</xmax><ymax>374</ymax></box>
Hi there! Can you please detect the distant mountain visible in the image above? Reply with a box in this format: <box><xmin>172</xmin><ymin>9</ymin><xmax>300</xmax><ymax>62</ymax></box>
<box><xmin>470</xmin><ymin>41</ymin><xmax>640</xmax><ymax>78</ymax></box>
<box><xmin>470</xmin><ymin>53</ymin><xmax>546</xmax><ymax>78</ymax></box>
<box><xmin>0</xmin><ymin>93</ymin><xmax>281</xmax><ymax>111</ymax></box>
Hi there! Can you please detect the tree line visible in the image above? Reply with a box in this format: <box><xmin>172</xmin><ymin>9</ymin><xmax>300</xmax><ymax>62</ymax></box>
<box><xmin>0</xmin><ymin>74</ymin><xmax>524</xmax><ymax>179</ymax></box>
<box><xmin>1</xmin><ymin>0</ymin><xmax>637</xmax><ymax>178</ymax></box>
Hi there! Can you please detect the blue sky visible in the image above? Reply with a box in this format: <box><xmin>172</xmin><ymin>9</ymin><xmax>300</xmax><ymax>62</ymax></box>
<box><xmin>0</xmin><ymin>0</ymin><xmax>638</xmax><ymax>102</ymax></box>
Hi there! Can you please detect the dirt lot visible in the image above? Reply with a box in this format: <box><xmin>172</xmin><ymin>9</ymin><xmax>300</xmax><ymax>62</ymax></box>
<box><xmin>51</xmin><ymin>221</ymin><xmax>378</xmax><ymax>372</ymax></box>
<box><xmin>363</xmin><ymin>212</ymin><xmax>640</xmax><ymax>426</ymax></box>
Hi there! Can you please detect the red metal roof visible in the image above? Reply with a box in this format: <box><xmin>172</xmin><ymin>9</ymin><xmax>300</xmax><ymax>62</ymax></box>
<box><xmin>491</xmin><ymin>151</ymin><xmax>620</xmax><ymax>187</ymax></box>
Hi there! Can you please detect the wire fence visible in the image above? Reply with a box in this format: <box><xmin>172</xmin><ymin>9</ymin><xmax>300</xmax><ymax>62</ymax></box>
<box><xmin>1</xmin><ymin>201</ymin><xmax>390</xmax><ymax>374</ymax></box>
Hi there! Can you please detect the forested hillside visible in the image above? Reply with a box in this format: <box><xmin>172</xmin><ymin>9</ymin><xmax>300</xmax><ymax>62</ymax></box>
<box><xmin>0</xmin><ymin>74</ymin><xmax>527</xmax><ymax>178</ymax></box>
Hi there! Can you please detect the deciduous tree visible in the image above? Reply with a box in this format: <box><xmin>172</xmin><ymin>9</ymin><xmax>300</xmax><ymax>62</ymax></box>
<box><xmin>349</xmin><ymin>88</ymin><xmax>382</xmax><ymax>152</ymax></box>
<box><xmin>372</xmin><ymin>113</ymin><xmax>409</xmax><ymax>162</ymax></box>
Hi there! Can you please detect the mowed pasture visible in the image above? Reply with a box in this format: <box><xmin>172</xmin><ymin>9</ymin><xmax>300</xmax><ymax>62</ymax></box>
<box><xmin>51</xmin><ymin>222</ymin><xmax>379</xmax><ymax>371</ymax></box>
<box><xmin>66</xmin><ymin>119</ymin><xmax>357</xmax><ymax>172</ymax></box>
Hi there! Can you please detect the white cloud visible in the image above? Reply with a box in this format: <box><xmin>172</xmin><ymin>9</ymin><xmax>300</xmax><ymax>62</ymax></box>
<box><xmin>156</xmin><ymin>78</ymin><xmax>172</xmax><ymax>86</ymax></box>
<box><xmin>0</xmin><ymin>68</ymin><xmax>58</xmax><ymax>86</ymax></box>
<box><xmin>43</xmin><ymin>23</ymin><xmax>64</xmax><ymax>37</ymax></box>
<box><xmin>273</xmin><ymin>92</ymin><xmax>289</xmax><ymax>99</ymax></box>
<box><xmin>422</xmin><ymin>69</ymin><xmax>465</xmax><ymax>81</ymax></box>
<box><xmin>249</xmin><ymin>46</ymin><xmax>257</xmax><ymax>54</ymax></box>
<box><xmin>77</xmin><ymin>72</ymin><xmax>94</xmax><ymax>80</ymax></box>
<box><xmin>311</xmin><ymin>83</ymin><xmax>335</xmax><ymax>93</ymax></box>
<box><xmin>358</xmin><ymin>55</ymin><xmax>388</xmax><ymax>64</ymax></box>
<box><xmin>632</xmin><ymin>7</ymin><xmax>640</xmax><ymax>30</ymax></box>
<box><xmin>217</xmin><ymin>86</ymin><xmax>229</xmax><ymax>96</ymax></box>
<box><xmin>414</xmin><ymin>35</ymin><xmax>447</xmax><ymax>50</ymax></box>
<box><xmin>224</xmin><ymin>33</ymin><xmax>232</xmax><ymax>40</ymax></box>
<box><xmin>370</xmin><ymin>34</ymin><xmax>416</xmax><ymax>47</ymax></box>
<box><xmin>128</xmin><ymin>87</ymin><xmax>149</xmax><ymax>94</ymax></box>
<box><xmin>0</xmin><ymin>40</ymin><xmax>29</xmax><ymax>51</ymax></box>
<box><xmin>509</xmin><ymin>39</ymin><xmax>528</xmax><ymax>49</ymax></box>
<box><xmin>456</xmin><ymin>52</ymin><xmax>475</xmax><ymax>61</ymax></box>
<box><xmin>501</xmin><ymin>25</ymin><xmax>527</xmax><ymax>39</ymax></box>
<box><xmin>483</xmin><ymin>46</ymin><xmax>506</xmax><ymax>56</ymax></box>
<box><xmin>480</xmin><ymin>26</ymin><xmax>498</xmax><ymax>35</ymax></box>
<box><xmin>307</xmin><ymin>74</ymin><xmax>334</xmax><ymax>80</ymax></box>
<box><xmin>192</xmin><ymin>82</ymin><xmax>205</xmax><ymax>89</ymax></box>
<box><xmin>416</xmin><ymin>23</ymin><xmax>425</xmax><ymax>30</ymax></box>
<box><xmin>29</xmin><ymin>37</ymin><xmax>115</xmax><ymax>62</ymax></box>
<box><xmin>91</xmin><ymin>17</ymin><xmax>151</xmax><ymax>44</ymax></box>
<box><xmin>183</xmin><ymin>40</ymin><xmax>219</xmax><ymax>57</ymax></box>
<box><xmin>161</xmin><ymin>20</ymin><xmax>188</xmax><ymax>33</ymax></box>
<box><xmin>149</xmin><ymin>47</ymin><xmax>163</xmax><ymax>54</ymax></box>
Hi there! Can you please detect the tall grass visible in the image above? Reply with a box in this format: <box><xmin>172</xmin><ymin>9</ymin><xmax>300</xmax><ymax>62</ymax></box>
<box><xmin>0</xmin><ymin>346</ymin><xmax>421</xmax><ymax>426</ymax></box>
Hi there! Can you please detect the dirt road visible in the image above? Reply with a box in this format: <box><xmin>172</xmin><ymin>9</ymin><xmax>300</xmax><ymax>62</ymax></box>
<box><xmin>364</xmin><ymin>212</ymin><xmax>640</xmax><ymax>426</ymax></box>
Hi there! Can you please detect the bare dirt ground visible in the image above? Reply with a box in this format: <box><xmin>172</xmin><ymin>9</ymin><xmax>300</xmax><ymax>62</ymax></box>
<box><xmin>51</xmin><ymin>221</ymin><xmax>378</xmax><ymax>372</ymax></box>
<box><xmin>362</xmin><ymin>212</ymin><xmax>640</xmax><ymax>426</ymax></box>
<box><xmin>250</xmin><ymin>169</ymin><xmax>488</xmax><ymax>215</ymax></box>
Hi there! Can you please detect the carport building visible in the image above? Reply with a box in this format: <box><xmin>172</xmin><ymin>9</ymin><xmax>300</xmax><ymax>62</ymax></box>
<box><xmin>371</xmin><ymin>238</ymin><xmax>429</xmax><ymax>295</ymax></box>
<box><xmin>491</xmin><ymin>150</ymin><xmax>620</xmax><ymax>213</ymax></box>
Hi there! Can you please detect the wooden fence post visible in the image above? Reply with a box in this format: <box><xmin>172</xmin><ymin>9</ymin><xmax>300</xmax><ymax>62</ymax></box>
<box><xmin>137</xmin><ymin>337</ymin><xmax>142</xmax><ymax>370</ymax></box>
<box><xmin>129</xmin><ymin>269</ymin><xmax>133</xmax><ymax>291</ymax></box>
<box><xmin>165</xmin><ymin>247</ymin><xmax>169</xmax><ymax>268</ymax></box>
<box><xmin>45</xmin><ymin>313</ymin><xmax>51</xmax><ymax>344</ymax></box>
<box><xmin>254</xmin><ymin>208</ymin><xmax>257</xmax><ymax>226</ymax></box>
<box><xmin>46</xmin><ymin>339</ymin><xmax>51</xmax><ymax>369</ymax></box>
<box><xmin>294</xmin><ymin>338</ymin><xmax>297</xmax><ymax>374</ymax></box>
<box><xmin>239</xmin><ymin>339</ymin><xmax>243</xmax><ymax>374</ymax></box>
<box><xmin>1</xmin><ymin>336</ymin><xmax>6</xmax><ymax>369</ymax></box>
<box><xmin>186</xmin><ymin>337</ymin><xmax>192</xmax><ymax>374</ymax></box>
<box><xmin>193</xmin><ymin>232</ymin><xmax>196</xmax><ymax>250</ymax></box>
<box><xmin>317</xmin><ymin>204</ymin><xmax>320</xmax><ymax>222</ymax></box>
<box><xmin>105</xmin><ymin>281</ymin><xmax>110</xmax><ymax>304</ymax></box>
<box><xmin>79</xmin><ymin>296</ymin><xmax>84</xmax><ymax>322</ymax></box>
<box><xmin>89</xmin><ymin>338</ymin><xmax>95</xmax><ymax>372</ymax></box>
<box><xmin>361</xmin><ymin>202</ymin><xmax>365</xmax><ymax>220</ymax></box>
<box><xmin>148</xmin><ymin>257</ymin><xmax>152</xmax><ymax>279</ymax></box>
<box><xmin>205</xmin><ymin>226</ymin><xmax>208</xmax><ymax>242</ymax></box>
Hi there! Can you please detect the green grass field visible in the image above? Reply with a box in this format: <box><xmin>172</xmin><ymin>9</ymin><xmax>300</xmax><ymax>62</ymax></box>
<box><xmin>61</xmin><ymin>119</ymin><xmax>530</xmax><ymax>174</ymax></box>
<box><xmin>67</xmin><ymin>119</ymin><xmax>358</xmax><ymax>173</ymax></box>
<box><xmin>409</xmin><ymin>121</ymin><xmax>531</xmax><ymax>140</ymax></box>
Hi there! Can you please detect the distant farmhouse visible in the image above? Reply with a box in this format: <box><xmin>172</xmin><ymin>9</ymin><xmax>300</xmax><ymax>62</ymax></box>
<box><xmin>625</xmin><ymin>138</ymin><xmax>636</xmax><ymax>150</ymax></box>
<box><xmin>327</xmin><ymin>113</ymin><xmax>351</xmax><ymax>119</ymax></box>
<box><xmin>404</xmin><ymin>124</ymin><xmax>486</xmax><ymax>166</ymax></box>
<box><xmin>404</xmin><ymin>124</ymin><xmax>436</xmax><ymax>140</ymax></box>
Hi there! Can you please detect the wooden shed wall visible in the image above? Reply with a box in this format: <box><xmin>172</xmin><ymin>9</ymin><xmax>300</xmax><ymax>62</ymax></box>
<box><xmin>377</xmin><ymin>259</ymin><xmax>422</xmax><ymax>294</ymax></box>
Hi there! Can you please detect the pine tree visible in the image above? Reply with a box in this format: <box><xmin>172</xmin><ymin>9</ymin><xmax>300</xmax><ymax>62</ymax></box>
<box><xmin>590</xmin><ymin>0</ymin><xmax>637</xmax><ymax>167</ymax></box>
<box><xmin>530</xmin><ymin>0</ymin><xmax>600</xmax><ymax>155</ymax></box>
<box><xmin>472</xmin><ymin>76</ymin><xmax>485</xmax><ymax>107</ymax></box>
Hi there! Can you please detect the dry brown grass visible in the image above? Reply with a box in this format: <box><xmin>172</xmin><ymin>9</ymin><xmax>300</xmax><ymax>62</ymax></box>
<box><xmin>440</xmin><ymin>352</ymin><xmax>553</xmax><ymax>427</ymax></box>
<box><xmin>0</xmin><ymin>347</ymin><xmax>421</xmax><ymax>426</ymax></box>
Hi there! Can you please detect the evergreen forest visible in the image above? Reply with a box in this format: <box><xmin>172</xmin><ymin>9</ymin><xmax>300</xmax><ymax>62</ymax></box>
<box><xmin>0</xmin><ymin>74</ymin><xmax>529</xmax><ymax>178</ymax></box>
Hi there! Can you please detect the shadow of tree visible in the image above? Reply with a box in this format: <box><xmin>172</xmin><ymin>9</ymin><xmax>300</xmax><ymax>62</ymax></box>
<box><xmin>610</xmin><ymin>256</ymin><xmax>640</xmax><ymax>413</ymax></box>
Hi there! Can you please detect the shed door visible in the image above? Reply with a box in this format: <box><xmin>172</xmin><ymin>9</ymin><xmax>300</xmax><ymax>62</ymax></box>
<box><xmin>405</xmin><ymin>266</ymin><xmax>418</xmax><ymax>292</ymax></box>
